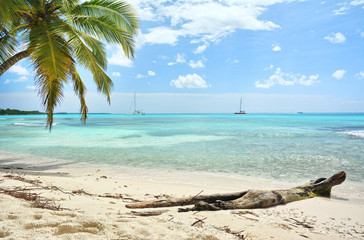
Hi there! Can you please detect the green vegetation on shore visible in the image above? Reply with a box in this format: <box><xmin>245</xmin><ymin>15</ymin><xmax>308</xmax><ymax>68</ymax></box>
<box><xmin>0</xmin><ymin>108</ymin><xmax>44</xmax><ymax>115</ymax></box>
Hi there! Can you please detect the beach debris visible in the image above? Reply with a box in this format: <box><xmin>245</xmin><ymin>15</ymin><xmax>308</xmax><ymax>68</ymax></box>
<box><xmin>71</xmin><ymin>189</ymin><xmax>140</xmax><ymax>203</ymax></box>
<box><xmin>0</xmin><ymin>187</ymin><xmax>62</xmax><ymax>211</ymax></box>
<box><xmin>210</xmin><ymin>224</ymin><xmax>246</xmax><ymax>239</ymax></box>
<box><xmin>3</xmin><ymin>174</ymin><xmax>42</xmax><ymax>185</ymax></box>
<box><xmin>231</xmin><ymin>210</ymin><xmax>259</xmax><ymax>217</ymax></box>
<box><xmin>289</xmin><ymin>218</ymin><xmax>314</xmax><ymax>229</ymax></box>
<box><xmin>191</xmin><ymin>217</ymin><xmax>207</xmax><ymax>227</ymax></box>
<box><xmin>127</xmin><ymin>210</ymin><xmax>168</xmax><ymax>217</ymax></box>
<box><xmin>72</xmin><ymin>189</ymin><xmax>93</xmax><ymax>196</ymax></box>
<box><xmin>126</xmin><ymin>171</ymin><xmax>346</xmax><ymax>212</ymax></box>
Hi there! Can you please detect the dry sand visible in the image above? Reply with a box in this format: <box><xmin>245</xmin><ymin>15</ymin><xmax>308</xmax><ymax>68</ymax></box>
<box><xmin>0</xmin><ymin>155</ymin><xmax>363</xmax><ymax>239</ymax></box>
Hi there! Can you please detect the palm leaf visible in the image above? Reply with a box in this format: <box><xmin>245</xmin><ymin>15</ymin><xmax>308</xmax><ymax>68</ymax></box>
<box><xmin>70</xmin><ymin>63</ymin><xmax>88</xmax><ymax>122</ymax></box>
<box><xmin>71</xmin><ymin>0</ymin><xmax>138</xmax><ymax>35</ymax></box>
<box><xmin>29</xmin><ymin>16</ymin><xmax>73</xmax><ymax>130</ymax></box>
<box><xmin>0</xmin><ymin>0</ymin><xmax>28</xmax><ymax>24</ymax></box>
<box><xmin>0</xmin><ymin>24</ymin><xmax>18</xmax><ymax>63</ymax></box>
<box><xmin>69</xmin><ymin>15</ymin><xmax>135</xmax><ymax>58</ymax></box>
<box><xmin>63</xmin><ymin>21</ymin><xmax>113</xmax><ymax>102</ymax></box>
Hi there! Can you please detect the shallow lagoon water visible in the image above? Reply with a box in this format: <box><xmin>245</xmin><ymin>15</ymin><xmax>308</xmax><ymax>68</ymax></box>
<box><xmin>0</xmin><ymin>113</ymin><xmax>363</xmax><ymax>188</ymax></box>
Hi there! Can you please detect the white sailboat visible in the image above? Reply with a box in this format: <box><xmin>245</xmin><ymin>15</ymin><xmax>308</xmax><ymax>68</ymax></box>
<box><xmin>128</xmin><ymin>92</ymin><xmax>145</xmax><ymax>115</ymax></box>
<box><xmin>234</xmin><ymin>97</ymin><xmax>247</xmax><ymax>114</ymax></box>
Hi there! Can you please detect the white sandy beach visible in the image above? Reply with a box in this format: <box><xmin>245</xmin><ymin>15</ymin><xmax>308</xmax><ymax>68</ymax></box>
<box><xmin>1</xmin><ymin>153</ymin><xmax>363</xmax><ymax>240</ymax></box>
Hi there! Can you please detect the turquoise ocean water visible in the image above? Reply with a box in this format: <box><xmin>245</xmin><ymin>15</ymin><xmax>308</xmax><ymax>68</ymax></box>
<box><xmin>0</xmin><ymin>113</ymin><xmax>363</xmax><ymax>195</ymax></box>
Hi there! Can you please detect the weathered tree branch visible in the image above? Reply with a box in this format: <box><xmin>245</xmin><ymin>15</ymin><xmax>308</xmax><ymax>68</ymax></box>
<box><xmin>126</xmin><ymin>171</ymin><xmax>346</xmax><ymax>212</ymax></box>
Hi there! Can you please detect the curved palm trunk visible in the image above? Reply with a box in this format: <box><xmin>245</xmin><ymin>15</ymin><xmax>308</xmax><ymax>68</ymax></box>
<box><xmin>0</xmin><ymin>50</ymin><xmax>30</xmax><ymax>76</ymax></box>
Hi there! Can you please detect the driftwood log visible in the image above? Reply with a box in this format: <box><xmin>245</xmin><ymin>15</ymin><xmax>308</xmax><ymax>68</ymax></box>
<box><xmin>126</xmin><ymin>171</ymin><xmax>346</xmax><ymax>212</ymax></box>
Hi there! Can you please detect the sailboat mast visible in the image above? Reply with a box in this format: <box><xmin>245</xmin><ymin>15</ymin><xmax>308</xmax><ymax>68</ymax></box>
<box><xmin>134</xmin><ymin>92</ymin><xmax>136</xmax><ymax>112</ymax></box>
<box><xmin>240</xmin><ymin>97</ymin><xmax>242</xmax><ymax>112</ymax></box>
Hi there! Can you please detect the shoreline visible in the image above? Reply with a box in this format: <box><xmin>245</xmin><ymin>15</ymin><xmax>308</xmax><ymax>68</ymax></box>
<box><xmin>1</xmin><ymin>150</ymin><xmax>364</xmax><ymax>205</ymax></box>
<box><xmin>0</xmin><ymin>150</ymin><xmax>364</xmax><ymax>205</ymax></box>
<box><xmin>1</xmin><ymin>151</ymin><xmax>364</xmax><ymax>239</ymax></box>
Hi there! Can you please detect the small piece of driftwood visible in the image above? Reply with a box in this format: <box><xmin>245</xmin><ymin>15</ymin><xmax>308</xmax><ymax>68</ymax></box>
<box><xmin>127</xmin><ymin>210</ymin><xmax>168</xmax><ymax>217</ymax></box>
<box><xmin>126</xmin><ymin>171</ymin><xmax>346</xmax><ymax>212</ymax></box>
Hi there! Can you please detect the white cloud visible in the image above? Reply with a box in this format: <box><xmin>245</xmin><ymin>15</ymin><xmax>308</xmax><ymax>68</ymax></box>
<box><xmin>148</xmin><ymin>70</ymin><xmax>156</xmax><ymax>76</ymax></box>
<box><xmin>137</xmin><ymin>27</ymin><xmax>182</xmax><ymax>46</ymax></box>
<box><xmin>136</xmin><ymin>74</ymin><xmax>145</xmax><ymax>78</ymax></box>
<box><xmin>26</xmin><ymin>85</ymin><xmax>36</xmax><ymax>90</ymax></box>
<box><xmin>176</xmin><ymin>54</ymin><xmax>186</xmax><ymax>63</ymax></box>
<box><xmin>108</xmin><ymin>46</ymin><xmax>133</xmax><ymax>67</ymax></box>
<box><xmin>333</xmin><ymin>6</ymin><xmax>349</xmax><ymax>15</ymax></box>
<box><xmin>272</xmin><ymin>45</ymin><xmax>281</xmax><ymax>51</ymax></box>
<box><xmin>112</xmin><ymin>72</ymin><xmax>121</xmax><ymax>77</ymax></box>
<box><xmin>324</xmin><ymin>32</ymin><xmax>346</xmax><ymax>43</ymax></box>
<box><xmin>136</xmin><ymin>71</ymin><xmax>156</xmax><ymax>78</ymax></box>
<box><xmin>227</xmin><ymin>58</ymin><xmax>239</xmax><ymax>64</ymax></box>
<box><xmin>264</xmin><ymin>64</ymin><xmax>274</xmax><ymax>70</ymax></box>
<box><xmin>332</xmin><ymin>70</ymin><xmax>346</xmax><ymax>79</ymax></box>
<box><xmin>299</xmin><ymin>74</ymin><xmax>319</xmax><ymax>86</ymax></box>
<box><xmin>361</xmin><ymin>32</ymin><xmax>364</xmax><ymax>38</ymax></box>
<box><xmin>188</xmin><ymin>60</ymin><xmax>204</xmax><ymax>69</ymax></box>
<box><xmin>355</xmin><ymin>71</ymin><xmax>364</xmax><ymax>79</ymax></box>
<box><xmin>170</xmin><ymin>73</ymin><xmax>209</xmax><ymax>88</ymax></box>
<box><xmin>350</xmin><ymin>0</ymin><xmax>364</xmax><ymax>5</ymax></box>
<box><xmin>255</xmin><ymin>68</ymin><xmax>319</xmax><ymax>88</ymax></box>
<box><xmin>194</xmin><ymin>42</ymin><xmax>209</xmax><ymax>54</ymax></box>
<box><xmin>168</xmin><ymin>53</ymin><xmax>186</xmax><ymax>66</ymax></box>
<box><xmin>135</xmin><ymin>0</ymin><xmax>283</xmax><ymax>48</ymax></box>
<box><xmin>8</xmin><ymin>64</ymin><xmax>30</xmax><ymax>76</ymax></box>
<box><xmin>4</xmin><ymin>76</ymin><xmax>28</xmax><ymax>84</ymax></box>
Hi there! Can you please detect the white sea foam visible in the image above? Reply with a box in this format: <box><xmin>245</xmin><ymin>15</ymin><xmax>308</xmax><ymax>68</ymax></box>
<box><xmin>342</xmin><ymin>130</ymin><xmax>364</xmax><ymax>138</ymax></box>
<box><xmin>12</xmin><ymin>122</ymin><xmax>42</xmax><ymax>127</ymax></box>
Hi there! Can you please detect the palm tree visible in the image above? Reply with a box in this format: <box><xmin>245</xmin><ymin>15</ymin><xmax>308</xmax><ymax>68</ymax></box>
<box><xmin>0</xmin><ymin>0</ymin><xmax>28</xmax><ymax>24</ymax></box>
<box><xmin>0</xmin><ymin>0</ymin><xmax>138</xmax><ymax>130</ymax></box>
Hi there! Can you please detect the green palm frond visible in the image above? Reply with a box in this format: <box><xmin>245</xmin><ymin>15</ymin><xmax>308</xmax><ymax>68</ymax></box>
<box><xmin>0</xmin><ymin>25</ymin><xmax>18</xmax><ymax>63</ymax></box>
<box><xmin>69</xmin><ymin>15</ymin><xmax>135</xmax><ymax>58</ymax></box>
<box><xmin>55</xmin><ymin>0</ymin><xmax>79</xmax><ymax>11</ymax></box>
<box><xmin>0</xmin><ymin>0</ymin><xmax>28</xmax><ymax>24</ymax></box>
<box><xmin>70</xmin><ymin>63</ymin><xmax>88</xmax><ymax>123</ymax></box>
<box><xmin>29</xmin><ymin>22</ymin><xmax>73</xmax><ymax>81</ymax></box>
<box><xmin>29</xmin><ymin>16</ymin><xmax>73</xmax><ymax>130</ymax></box>
<box><xmin>72</xmin><ymin>0</ymin><xmax>138</xmax><ymax>35</ymax></box>
<box><xmin>64</xmin><ymin>22</ymin><xmax>112</xmax><ymax>101</ymax></box>
<box><xmin>63</xmin><ymin>22</ymin><xmax>107</xmax><ymax>68</ymax></box>
<box><xmin>37</xmin><ymin>75</ymin><xmax>64</xmax><ymax>130</ymax></box>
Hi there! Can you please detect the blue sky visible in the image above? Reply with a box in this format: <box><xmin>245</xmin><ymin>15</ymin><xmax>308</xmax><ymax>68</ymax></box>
<box><xmin>1</xmin><ymin>0</ymin><xmax>364</xmax><ymax>113</ymax></box>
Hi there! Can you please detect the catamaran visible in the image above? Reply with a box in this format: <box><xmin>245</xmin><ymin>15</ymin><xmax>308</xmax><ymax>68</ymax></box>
<box><xmin>128</xmin><ymin>92</ymin><xmax>145</xmax><ymax>115</ymax></box>
<box><xmin>234</xmin><ymin>97</ymin><xmax>247</xmax><ymax>114</ymax></box>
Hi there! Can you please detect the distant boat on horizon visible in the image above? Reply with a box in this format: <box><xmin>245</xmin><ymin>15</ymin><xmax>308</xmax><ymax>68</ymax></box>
<box><xmin>234</xmin><ymin>97</ymin><xmax>247</xmax><ymax>115</ymax></box>
<box><xmin>297</xmin><ymin>112</ymin><xmax>303</xmax><ymax>114</ymax></box>
<box><xmin>127</xmin><ymin>92</ymin><xmax>145</xmax><ymax>115</ymax></box>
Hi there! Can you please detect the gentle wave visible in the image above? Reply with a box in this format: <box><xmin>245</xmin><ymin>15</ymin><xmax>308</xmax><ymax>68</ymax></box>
<box><xmin>341</xmin><ymin>130</ymin><xmax>364</xmax><ymax>138</ymax></box>
<box><xmin>12</xmin><ymin>122</ymin><xmax>57</xmax><ymax>127</ymax></box>
<box><xmin>12</xmin><ymin>123</ymin><xmax>42</xmax><ymax>127</ymax></box>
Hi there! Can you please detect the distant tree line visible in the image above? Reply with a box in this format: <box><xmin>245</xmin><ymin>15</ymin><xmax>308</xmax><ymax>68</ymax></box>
<box><xmin>0</xmin><ymin>108</ymin><xmax>44</xmax><ymax>115</ymax></box>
